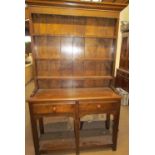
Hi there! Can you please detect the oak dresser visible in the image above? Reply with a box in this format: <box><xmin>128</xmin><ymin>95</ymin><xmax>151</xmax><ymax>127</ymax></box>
<box><xmin>26</xmin><ymin>0</ymin><xmax>128</xmax><ymax>154</ymax></box>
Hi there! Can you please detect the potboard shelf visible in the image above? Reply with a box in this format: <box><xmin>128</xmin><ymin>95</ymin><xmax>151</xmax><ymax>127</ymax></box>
<box><xmin>39</xmin><ymin>128</ymin><xmax>113</xmax><ymax>154</ymax></box>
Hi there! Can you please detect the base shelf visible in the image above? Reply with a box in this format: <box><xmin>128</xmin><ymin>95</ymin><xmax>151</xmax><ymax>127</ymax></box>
<box><xmin>39</xmin><ymin>121</ymin><xmax>113</xmax><ymax>153</ymax></box>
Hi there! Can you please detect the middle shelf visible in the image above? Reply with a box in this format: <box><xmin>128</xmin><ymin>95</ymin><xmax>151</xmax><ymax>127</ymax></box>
<box><xmin>36</xmin><ymin>76</ymin><xmax>113</xmax><ymax>80</ymax></box>
<box><xmin>32</xmin><ymin>33</ymin><xmax>117</xmax><ymax>39</ymax></box>
<box><xmin>35</xmin><ymin>57</ymin><xmax>113</xmax><ymax>61</ymax></box>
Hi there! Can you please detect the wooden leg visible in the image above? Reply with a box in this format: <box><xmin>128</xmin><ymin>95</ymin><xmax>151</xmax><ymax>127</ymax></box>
<box><xmin>39</xmin><ymin>118</ymin><xmax>44</xmax><ymax>134</ymax></box>
<box><xmin>112</xmin><ymin>112</ymin><xmax>120</xmax><ymax>151</ymax></box>
<box><xmin>74</xmin><ymin>101</ymin><xmax>80</xmax><ymax>155</ymax></box>
<box><xmin>80</xmin><ymin>121</ymin><xmax>84</xmax><ymax>130</ymax></box>
<box><xmin>29</xmin><ymin>103</ymin><xmax>40</xmax><ymax>155</ymax></box>
<box><xmin>74</xmin><ymin>119</ymin><xmax>80</xmax><ymax>155</ymax></box>
<box><xmin>106</xmin><ymin>113</ymin><xmax>110</xmax><ymax>129</ymax></box>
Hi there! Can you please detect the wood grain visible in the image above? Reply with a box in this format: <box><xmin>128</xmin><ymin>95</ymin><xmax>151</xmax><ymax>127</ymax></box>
<box><xmin>28</xmin><ymin>87</ymin><xmax>120</xmax><ymax>102</ymax></box>
<box><xmin>27</xmin><ymin>1</ymin><xmax>122</xmax><ymax>154</ymax></box>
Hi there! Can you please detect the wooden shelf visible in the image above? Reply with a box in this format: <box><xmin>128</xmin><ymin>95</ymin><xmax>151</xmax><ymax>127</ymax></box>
<box><xmin>36</xmin><ymin>58</ymin><xmax>113</xmax><ymax>61</ymax></box>
<box><xmin>32</xmin><ymin>33</ymin><xmax>117</xmax><ymax>39</ymax></box>
<box><xmin>39</xmin><ymin>132</ymin><xmax>75</xmax><ymax>154</ymax></box>
<box><xmin>37</xmin><ymin>76</ymin><xmax>113</xmax><ymax>80</ymax></box>
<box><xmin>39</xmin><ymin>128</ymin><xmax>112</xmax><ymax>154</ymax></box>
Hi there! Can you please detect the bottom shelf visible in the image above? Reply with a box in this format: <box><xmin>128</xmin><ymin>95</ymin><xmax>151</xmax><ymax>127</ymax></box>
<box><xmin>80</xmin><ymin>129</ymin><xmax>112</xmax><ymax>148</ymax></box>
<box><xmin>40</xmin><ymin>139</ymin><xmax>75</xmax><ymax>154</ymax></box>
<box><xmin>39</xmin><ymin>131</ymin><xmax>75</xmax><ymax>153</ymax></box>
<box><xmin>39</xmin><ymin>128</ymin><xmax>113</xmax><ymax>153</ymax></box>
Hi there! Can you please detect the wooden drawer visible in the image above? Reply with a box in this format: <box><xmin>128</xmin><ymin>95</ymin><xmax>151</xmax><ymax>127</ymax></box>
<box><xmin>79</xmin><ymin>101</ymin><xmax>120</xmax><ymax>116</ymax></box>
<box><xmin>32</xmin><ymin>102</ymin><xmax>75</xmax><ymax>115</ymax></box>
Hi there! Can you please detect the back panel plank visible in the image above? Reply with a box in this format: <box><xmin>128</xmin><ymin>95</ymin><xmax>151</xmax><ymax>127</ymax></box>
<box><xmin>32</xmin><ymin>14</ymin><xmax>116</xmax><ymax>37</ymax></box>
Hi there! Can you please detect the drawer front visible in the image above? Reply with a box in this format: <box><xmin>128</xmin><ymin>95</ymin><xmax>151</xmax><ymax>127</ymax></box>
<box><xmin>32</xmin><ymin>102</ymin><xmax>75</xmax><ymax>115</ymax></box>
<box><xmin>79</xmin><ymin>101</ymin><xmax>120</xmax><ymax>115</ymax></box>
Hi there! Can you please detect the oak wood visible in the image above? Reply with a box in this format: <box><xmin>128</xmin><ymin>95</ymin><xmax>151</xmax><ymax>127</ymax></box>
<box><xmin>36</xmin><ymin>58</ymin><xmax>113</xmax><ymax>61</ymax></box>
<box><xmin>29</xmin><ymin>103</ymin><xmax>40</xmax><ymax>155</ymax></box>
<box><xmin>32</xmin><ymin>102</ymin><xmax>75</xmax><ymax>115</ymax></box>
<box><xmin>39</xmin><ymin>118</ymin><xmax>44</xmax><ymax>134</ymax></box>
<box><xmin>28</xmin><ymin>10</ymin><xmax>39</xmax><ymax>89</ymax></box>
<box><xmin>31</xmin><ymin>12</ymin><xmax>117</xmax><ymax>89</ymax></box>
<box><xmin>32</xmin><ymin>33</ymin><xmax>117</xmax><ymax>39</ymax></box>
<box><xmin>112</xmin><ymin>19</ymin><xmax>119</xmax><ymax>78</ymax></box>
<box><xmin>79</xmin><ymin>101</ymin><xmax>120</xmax><ymax>117</ymax></box>
<box><xmin>26</xmin><ymin>0</ymin><xmax>127</xmax><ymax>11</ymax></box>
<box><xmin>106</xmin><ymin>113</ymin><xmax>110</xmax><ymax>129</ymax></box>
<box><xmin>74</xmin><ymin>101</ymin><xmax>80</xmax><ymax>155</ymax></box>
<box><xmin>26</xmin><ymin>1</ymin><xmax>122</xmax><ymax>154</ymax></box>
<box><xmin>112</xmin><ymin>109</ymin><xmax>120</xmax><ymax>150</ymax></box>
<box><xmin>39</xmin><ymin>127</ymin><xmax>116</xmax><ymax>154</ymax></box>
<box><xmin>28</xmin><ymin>87</ymin><xmax>121</xmax><ymax>102</ymax></box>
<box><xmin>36</xmin><ymin>75</ymin><xmax>113</xmax><ymax>80</ymax></box>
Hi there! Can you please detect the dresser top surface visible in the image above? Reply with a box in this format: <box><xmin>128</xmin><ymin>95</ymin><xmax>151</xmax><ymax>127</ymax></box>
<box><xmin>29</xmin><ymin>87</ymin><xmax>121</xmax><ymax>102</ymax></box>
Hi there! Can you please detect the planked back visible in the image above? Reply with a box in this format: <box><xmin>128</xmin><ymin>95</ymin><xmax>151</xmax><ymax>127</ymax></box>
<box><xmin>30</xmin><ymin>13</ymin><xmax>118</xmax><ymax>89</ymax></box>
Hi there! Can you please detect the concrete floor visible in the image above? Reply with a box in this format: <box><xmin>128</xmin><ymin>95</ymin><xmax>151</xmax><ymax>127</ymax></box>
<box><xmin>25</xmin><ymin>81</ymin><xmax>129</xmax><ymax>155</ymax></box>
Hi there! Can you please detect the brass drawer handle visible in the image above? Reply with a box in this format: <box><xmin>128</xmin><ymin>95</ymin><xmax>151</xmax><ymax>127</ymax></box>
<box><xmin>97</xmin><ymin>104</ymin><xmax>101</xmax><ymax>108</ymax></box>
<box><xmin>53</xmin><ymin>106</ymin><xmax>56</xmax><ymax>111</ymax></box>
<box><xmin>50</xmin><ymin>106</ymin><xmax>56</xmax><ymax>112</ymax></box>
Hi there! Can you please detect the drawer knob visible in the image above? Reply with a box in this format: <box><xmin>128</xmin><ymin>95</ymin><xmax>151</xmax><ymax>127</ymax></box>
<box><xmin>52</xmin><ymin>106</ymin><xmax>56</xmax><ymax>111</ymax></box>
<box><xmin>97</xmin><ymin>104</ymin><xmax>101</xmax><ymax>108</ymax></box>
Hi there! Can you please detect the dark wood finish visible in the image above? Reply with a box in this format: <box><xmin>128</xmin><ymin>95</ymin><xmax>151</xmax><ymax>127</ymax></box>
<box><xmin>25</xmin><ymin>8</ymin><xmax>30</xmax><ymax>36</ymax></box>
<box><xmin>74</xmin><ymin>101</ymin><xmax>80</xmax><ymax>155</ymax></box>
<box><xmin>25</xmin><ymin>20</ymin><xmax>30</xmax><ymax>36</ymax></box>
<box><xmin>26</xmin><ymin>0</ymin><xmax>125</xmax><ymax>154</ymax></box>
<box><xmin>29</xmin><ymin>103</ymin><xmax>40</xmax><ymax>155</ymax></box>
<box><xmin>112</xmin><ymin>110</ymin><xmax>120</xmax><ymax>150</ymax></box>
<box><xmin>103</xmin><ymin>0</ymin><xmax>128</xmax><ymax>3</ymax></box>
<box><xmin>105</xmin><ymin>113</ymin><xmax>110</xmax><ymax>129</ymax></box>
<box><xmin>119</xmin><ymin>33</ymin><xmax>129</xmax><ymax>71</ymax></box>
<box><xmin>39</xmin><ymin>118</ymin><xmax>44</xmax><ymax>134</ymax></box>
<box><xmin>115</xmin><ymin>68</ymin><xmax>129</xmax><ymax>92</ymax></box>
<box><xmin>115</xmin><ymin>32</ymin><xmax>129</xmax><ymax>92</ymax></box>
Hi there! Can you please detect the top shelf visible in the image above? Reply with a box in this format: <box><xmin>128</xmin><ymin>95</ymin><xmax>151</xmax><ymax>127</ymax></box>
<box><xmin>32</xmin><ymin>33</ymin><xmax>117</xmax><ymax>39</ymax></box>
